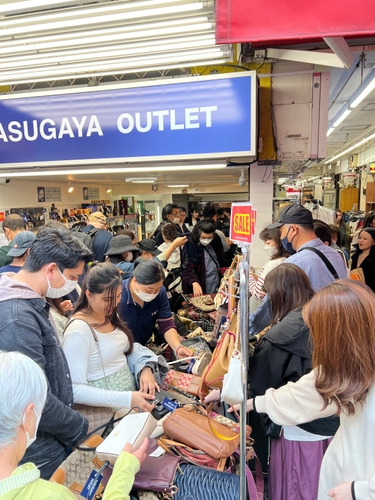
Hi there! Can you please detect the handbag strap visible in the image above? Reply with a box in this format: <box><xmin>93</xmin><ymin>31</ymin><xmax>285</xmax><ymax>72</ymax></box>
<box><xmin>298</xmin><ymin>247</ymin><xmax>339</xmax><ymax>279</ymax></box>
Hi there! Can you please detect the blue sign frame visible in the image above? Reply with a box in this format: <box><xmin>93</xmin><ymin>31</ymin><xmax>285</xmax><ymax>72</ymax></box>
<box><xmin>0</xmin><ymin>72</ymin><xmax>257</xmax><ymax>167</ymax></box>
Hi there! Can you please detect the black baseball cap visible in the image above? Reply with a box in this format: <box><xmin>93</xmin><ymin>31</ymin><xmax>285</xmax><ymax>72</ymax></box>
<box><xmin>268</xmin><ymin>204</ymin><xmax>313</xmax><ymax>229</ymax></box>
<box><xmin>138</xmin><ymin>238</ymin><xmax>162</xmax><ymax>256</ymax></box>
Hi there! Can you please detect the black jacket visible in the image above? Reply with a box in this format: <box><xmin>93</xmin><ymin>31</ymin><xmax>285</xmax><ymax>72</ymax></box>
<box><xmin>351</xmin><ymin>248</ymin><xmax>375</xmax><ymax>293</ymax></box>
<box><xmin>251</xmin><ymin>307</ymin><xmax>339</xmax><ymax>437</ymax></box>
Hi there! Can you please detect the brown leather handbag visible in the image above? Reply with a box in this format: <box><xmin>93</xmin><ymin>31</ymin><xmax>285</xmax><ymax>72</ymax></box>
<box><xmin>198</xmin><ymin>312</ymin><xmax>238</xmax><ymax>398</ymax></box>
<box><xmin>162</xmin><ymin>407</ymin><xmax>240</xmax><ymax>459</ymax></box>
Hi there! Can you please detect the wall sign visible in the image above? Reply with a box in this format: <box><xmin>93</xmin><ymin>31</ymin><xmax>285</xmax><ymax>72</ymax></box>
<box><xmin>37</xmin><ymin>186</ymin><xmax>45</xmax><ymax>203</ymax></box>
<box><xmin>87</xmin><ymin>187</ymin><xmax>100</xmax><ymax>200</ymax></box>
<box><xmin>0</xmin><ymin>73</ymin><xmax>256</xmax><ymax>167</ymax></box>
<box><xmin>45</xmin><ymin>187</ymin><xmax>62</xmax><ymax>202</ymax></box>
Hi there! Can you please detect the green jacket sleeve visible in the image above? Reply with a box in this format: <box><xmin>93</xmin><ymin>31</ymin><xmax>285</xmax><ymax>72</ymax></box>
<box><xmin>102</xmin><ymin>452</ymin><xmax>140</xmax><ymax>500</ymax></box>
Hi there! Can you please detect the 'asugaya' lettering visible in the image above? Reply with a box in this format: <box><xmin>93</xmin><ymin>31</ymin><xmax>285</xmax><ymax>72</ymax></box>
<box><xmin>0</xmin><ymin>115</ymin><xmax>103</xmax><ymax>142</ymax></box>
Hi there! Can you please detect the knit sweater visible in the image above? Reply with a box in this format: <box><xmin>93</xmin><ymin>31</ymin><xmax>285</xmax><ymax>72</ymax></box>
<box><xmin>255</xmin><ymin>369</ymin><xmax>375</xmax><ymax>499</ymax></box>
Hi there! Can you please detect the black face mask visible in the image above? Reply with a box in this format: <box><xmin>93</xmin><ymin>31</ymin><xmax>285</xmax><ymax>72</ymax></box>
<box><xmin>280</xmin><ymin>227</ymin><xmax>296</xmax><ymax>255</ymax></box>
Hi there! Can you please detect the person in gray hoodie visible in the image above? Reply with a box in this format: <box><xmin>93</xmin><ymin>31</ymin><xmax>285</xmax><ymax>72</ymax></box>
<box><xmin>0</xmin><ymin>222</ymin><xmax>92</xmax><ymax>479</ymax></box>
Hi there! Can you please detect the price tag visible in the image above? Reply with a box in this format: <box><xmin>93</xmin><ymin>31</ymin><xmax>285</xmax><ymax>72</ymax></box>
<box><xmin>162</xmin><ymin>397</ymin><xmax>179</xmax><ymax>412</ymax></box>
<box><xmin>81</xmin><ymin>469</ymin><xmax>103</xmax><ymax>500</ymax></box>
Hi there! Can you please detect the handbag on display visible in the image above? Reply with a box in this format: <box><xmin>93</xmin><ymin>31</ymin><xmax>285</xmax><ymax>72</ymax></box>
<box><xmin>173</xmin><ymin>463</ymin><xmax>239</xmax><ymax>500</ymax></box>
<box><xmin>214</xmin><ymin>254</ymin><xmax>241</xmax><ymax>310</ymax></box>
<box><xmin>221</xmin><ymin>306</ymin><xmax>243</xmax><ymax>406</ymax></box>
<box><xmin>189</xmin><ymin>294</ymin><xmax>217</xmax><ymax>312</ymax></box>
<box><xmin>50</xmin><ymin>434</ymin><xmax>107</xmax><ymax>498</ymax></box>
<box><xmin>350</xmin><ymin>267</ymin><xmax>365</xmax><ymax>282</ymax></box>
<box><xmin>162</xmin><ymin>406</ymin><xmax>240</xmax><ymax>459</ymax></box>
<box><xmin>162</xmin><ymin>370</ymin><xmax>202</xmax><ymax>397</ymax></box>
<box><xmin>171</xmin><ymin>336</ymin><xmax>212</xmax><ymax>372</ymax></box>
<box><xmin>199</xmin><ymin>312</ymin><xmax>238</xmax><ymax>398</ymax></box>
<box><xmin>96</xmin><ymin>412</ymin><xmax>157</xmax><ymax>466</ymax></box>
<box><xmin>132</xmin><ymin>438</ymin><xmax>181</xmax><ymax>496</ymax></box>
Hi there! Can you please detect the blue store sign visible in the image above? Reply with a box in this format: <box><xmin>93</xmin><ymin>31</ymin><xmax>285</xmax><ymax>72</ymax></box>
<box><xmin>0</xmin><ymin>72</ymin><xmax>256</xmax><ymax>167</ymax></box>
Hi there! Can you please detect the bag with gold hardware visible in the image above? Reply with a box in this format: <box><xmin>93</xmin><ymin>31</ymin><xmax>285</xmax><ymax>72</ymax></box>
<box><xmin>198</xmin><ymin>311</ymin><xmax>238</xmax><ymax>398</ymax></box>
<box><xmin>162</xmin><ymin>406</ymin><xmax>240</xmax><ymax>459</ymax></box>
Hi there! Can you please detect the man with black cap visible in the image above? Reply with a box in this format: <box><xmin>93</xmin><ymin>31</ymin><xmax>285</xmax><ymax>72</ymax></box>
<box><xmin>250</xmin><ymin>203</ymin><xmax>348</xmax><ymax>335</ymax></box>
<box><xmin>268</xmin><ymin>203</ymin><xmax>347</xmax><ymax>290</ymax></box>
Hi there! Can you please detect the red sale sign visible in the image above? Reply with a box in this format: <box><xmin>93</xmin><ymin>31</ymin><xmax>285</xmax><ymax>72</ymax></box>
<box><xmin>230</xmin><ymin>202</ymin><xmax>256</xmax><ymax>244</ymax></box>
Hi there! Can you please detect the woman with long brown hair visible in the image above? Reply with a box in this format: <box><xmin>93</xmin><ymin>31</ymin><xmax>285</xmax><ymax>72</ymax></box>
<box><xmin>249</xmin><ymin>264</ymin><xmax>338</xmax><ymax>500</ymax></box>
<box><xmin>62</xmin><ymin>262</ymin><xmax>168</xmax><ymax>413</ymax></box>
<box><xmin>242</xmin><ymin>280</ymin><xmax>375</xmax><ymax>499</ymax></box>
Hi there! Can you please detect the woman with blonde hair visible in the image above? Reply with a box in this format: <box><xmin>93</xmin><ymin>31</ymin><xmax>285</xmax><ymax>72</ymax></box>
<box><xmin>241</xmin><ymin>280</ymin><xmax>375</xmax><ymax>499</ymax></box>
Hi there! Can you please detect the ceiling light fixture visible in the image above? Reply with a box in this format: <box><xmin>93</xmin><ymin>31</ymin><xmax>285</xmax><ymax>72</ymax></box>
<box><xmin>327</xmin><ymin>126</ymin><xmax>335</xmax><ymax>137</ymax></box>
<box><xmin>126</xmin><ymin>177</ymin><xmax>158</xmax><ymax>183</ymax></box>
<box><xmin>68</xmin><ymin>182</ymin><xmax>74</xmax><ymax>193</ymax></box>
<box><xmin>325</xmin><ymin>131</ymin><xmax>375</xmax><ymax>164</ymax></box>
<box><xmin>0</xmin><ymin>164</ymin><xmax>227</xmax><ymax>178</ymax></box>
<box><xmin>106</xmin><ymin>186</ymin><xmax>112</xmax><ymax>193</ymax></box>
<box><xmin>167</xmin><ymin>184</ymin><xmax>189</xmax><ymax>187</ymax></box>
<box><xmin>350</xmin><ymin>69</ymin><xmax>375</xmax><ymax>109</ymax></box>
<box><xmin>332</xmin><ymin>107</ymin><xmax>352</xmax><ymax>128</ymax></box>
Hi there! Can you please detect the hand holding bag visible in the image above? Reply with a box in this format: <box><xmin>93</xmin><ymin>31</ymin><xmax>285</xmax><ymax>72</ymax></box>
<box><xmin>96</xmin><ymin>412</ymin><xmax>157</xmax><ymax>465</ymax></box>
<box><xmin>162</xmin><ymin>406</ymin><xmax>240</xmax><ymax>459</ymax></box>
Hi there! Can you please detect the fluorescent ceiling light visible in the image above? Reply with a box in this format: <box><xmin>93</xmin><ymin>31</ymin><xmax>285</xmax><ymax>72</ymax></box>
<box><xmin>0</xmin><ymin>165</ymin><xmax>227</xmax><ymax>178</ymax></box>
<box><xmin>0</xmin><ymin>19</ymin><xmax>213</xmax><ymax>56</ymax></box>
<box><xmin>0</xmin><ymin>47</ymin><xmax>228</xmax><ymax>77</ymax></box>
<box><xmin>276</xmin><ymin>178</ymin><xmax>288</xmax><ymax>184</ymax></box>
<box><xmin>327</xmin><ymin>126</ymin><xmax>335</xmax><ymax>137</ymax></box>
<box><xmin>332</xmin><ymin>108</ymin><xmax>351</xmax><ymax>128</ymax></box>
<box><xmin>350</xmin><ymin>73</ymin><xmax>375</xmax><ymax>109</ymax></box>
<box><xmin>325</xmin><ymin>132</ymin><xmax>375</xmax><ymax>164</ymax></box>
<box><xmin>0</xmin><ymin>59</ymin><xmax>228</xmax><ymax>86</ymax></box>
<box><xmin>0</xmin><ymin>0</ymin><xmax>82</xmax><ymax>14</ymax></box>
<box><xmin>126</xmin><ymin>177</ymin><xmax>158</xmax><ymax>183</ymax></box>
<box><xmin>167</xmin><ymin>184</ymin><xmax>189</xmax><ymax>187</ymax></box>
<box><xmin>0</xmin><ymin>2</ymin><xmax>206</xmax><ymax>36</ymax></box>
<box><xmin>0</xmin><ymin>34</ymin><xmax>217</xmax><ymax>70</ymax></box>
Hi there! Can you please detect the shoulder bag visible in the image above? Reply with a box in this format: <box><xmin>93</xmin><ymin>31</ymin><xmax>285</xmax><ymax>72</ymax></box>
<box><xmin>198</xmin><ymin>312</ymin><xmax>238</xmax><ymax>398</ymax></box>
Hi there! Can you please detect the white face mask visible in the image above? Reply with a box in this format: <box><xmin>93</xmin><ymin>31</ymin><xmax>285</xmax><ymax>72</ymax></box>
<box><xmin>200</xmin><ymin>238</ymin><xmax>213</xmax><ymax>246</ymax></box>
<box><xmin>264</xmin><ymin>244</ymin><xmax>276</xmax><ymax>257</ymax></box>
<box><xmin>125</xmin><ymin>253</ymin><xmax>133</xmax><ymax>262</ymax></box>
<box><xmin>134</xmin><ymin>284</ymin><xmax>159</xmax><ymax>302</ymax></box>
<box><xmin>23</xmin><ymin>407</ymin><xmax>41</xmax><ymax>449</ymax></box>
<box><xmin>46</xmin><ymin>267</ymin><xmax>77</xmax><ymax>299</ymax></box>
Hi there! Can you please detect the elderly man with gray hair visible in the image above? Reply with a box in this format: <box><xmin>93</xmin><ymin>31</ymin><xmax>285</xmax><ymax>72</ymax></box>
<box><xmin>0</xmin><ymin>350</ymin><xmax>148</xmax><ymax>499</ymax></box>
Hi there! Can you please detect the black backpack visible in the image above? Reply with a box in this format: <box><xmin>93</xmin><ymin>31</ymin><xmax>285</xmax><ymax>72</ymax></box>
<box><xmin>70</xmin><ymin>225</ymin><xmax>100</xmax><ymax>252</ymax></box>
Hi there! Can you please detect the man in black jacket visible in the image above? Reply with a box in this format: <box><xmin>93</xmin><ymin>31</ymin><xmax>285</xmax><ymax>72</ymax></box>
<box><xmin>0</xmin><ymin>222</ymin><xmax>92</xmax><ymax>479</ymax></box>
<box><xmin>152</xmin><ymin>203</ymin><xmax>180</xmax><ymax>246</ymax></box>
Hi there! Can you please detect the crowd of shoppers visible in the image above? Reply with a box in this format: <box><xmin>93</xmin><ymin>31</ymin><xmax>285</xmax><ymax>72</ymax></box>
<box><xmin>1</xmin><ymin>200</ymin><xmax>375</xmax><ymax>500</ymax></box>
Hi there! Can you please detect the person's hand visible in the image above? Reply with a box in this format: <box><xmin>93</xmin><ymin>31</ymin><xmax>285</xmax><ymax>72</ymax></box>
<box><xmin>228</xmin><ymin>399</ymin><xmax>254</xmax><ymax>413</ymax></box>
<box><xmin>204</xmin><ymin>389</ymin><xmax>221</xmax><ymax>404</ymax></box>
<box><xmin>173</xmin><ymin>236</ymin><xmax>188</xmax><ymax>248</ymax></box>
<box><xmin>328</xmin><ymin>481</ymin><xmax>352</xmax><ymax>499</ymax></box>
<box><xmin>192</xmin><ymin>282</ymin><xmax>203</xmax><ymax>297</ymax></box>
<box><xmin>174</xmin><ymin>345</ymin><xmax>194</xmax><ymax>359</ymax></box>
<box><xmin>249</xmin><ymin>272</ymin><xmax>259</xmax><ymax>280</ymax></box>
<box><xmin>139</xmin><ymin>367</ymin><xmax>160</xmax><ymax>397</ymax></box>
<box><xmin>123</xmin><ymin>437</ymin><xmax>149</xmax><ymax>466</ymax></box>
<box><xmin>131</xmin><ymin>391</ymin><xmax>155</xmax><ymax>412</ymax></box>
<box><xmin>60</xmin><ymin>300</ymin><xmax>73</xmax><ymax>313</ymax></box>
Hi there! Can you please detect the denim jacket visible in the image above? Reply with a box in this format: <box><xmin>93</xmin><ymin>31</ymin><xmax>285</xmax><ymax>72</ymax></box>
<box><xmin>0</xmin><ymin>275</ymin><xmax>88</xmax><ymax>470</ymax></box>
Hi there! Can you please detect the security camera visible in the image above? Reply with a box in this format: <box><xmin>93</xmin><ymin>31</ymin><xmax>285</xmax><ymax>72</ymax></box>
<box><xmin>151</xmin><ymin>183</ymin><xmax>158</xmax><ymax>192</ymax></box>
<box><xmin>0</xmin><ymin>178</ymin><xmax>10</xmax><ymax>184</ymax></box>
<box><xmin>238</xmin><ymin>170</ymin><xmax>247</xmax><ymax>187</ymax></box>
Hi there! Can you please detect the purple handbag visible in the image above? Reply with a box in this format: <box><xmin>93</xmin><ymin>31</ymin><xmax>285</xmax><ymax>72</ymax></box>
<box><xmin>133</xmin><ymin>438</ymin><xmax>182</xmax><ymax>495</ymax></box>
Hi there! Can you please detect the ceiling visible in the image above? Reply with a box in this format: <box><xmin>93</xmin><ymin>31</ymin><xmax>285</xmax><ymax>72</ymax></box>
<box><xmin>1</xmin><ymin>2</ymin><xmax>375</xmax><ymax>192</ymax></box>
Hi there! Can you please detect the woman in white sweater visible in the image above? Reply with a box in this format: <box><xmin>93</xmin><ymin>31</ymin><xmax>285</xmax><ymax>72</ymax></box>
<box><xmin>62</xmin><ymin>262</ymin><xmax>167</xmax><ymax>414</ymax></box>
<box><xmin>241</xmin><ymin>280</ymin><xmax>375</xmax><ymax>500</ymax></box>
